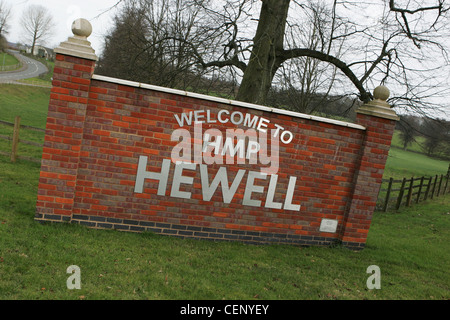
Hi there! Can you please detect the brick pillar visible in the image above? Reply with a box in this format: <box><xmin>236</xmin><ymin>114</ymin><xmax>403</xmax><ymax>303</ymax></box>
<box><xmin>339</xmin><ymin>86</ymin><xmax>399</xmax><ymax>250</ymax></box>
<box><xmin>35</xmin><ymin>19</ymin><xmax>97</xmax><ymax>223</ymax></box>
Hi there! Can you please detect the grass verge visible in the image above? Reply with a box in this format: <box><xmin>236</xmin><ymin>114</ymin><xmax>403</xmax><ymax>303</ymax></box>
<box><xmin>384</xmin><ymin>147</ymin><xmax>448</xmax><ymax>180</ymax></box>
<box><xmin>0</xmin><ymin>84</ymin><xmax>50</xmax><ymax>127</ymax></box>
<box><xmin>0</xmin><ymin>53</ymin><xmax>20</xmax><ymax>70</ymax></box>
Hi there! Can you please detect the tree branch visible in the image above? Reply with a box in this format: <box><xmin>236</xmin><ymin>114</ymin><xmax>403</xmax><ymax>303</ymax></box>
<box><xmin>277</xmin><ymin>48</ymin><xmax>372</xmax><ymax>102</ymax></box>
<box><xmin>152</xmin><ymin>35</ymin><xmax>248</xmax><ymax>72</ymax></box>
<box><xmin>389</xmin><ymin>0</ymin><xmax>449</xmax><ymax>48</ymax></box>
<box><xmin>388</xmin><ymin>0</ymin><xmax>445</xmax><ymax>15</ymax></box>
<box><xmin>202</xmin><ymin>56</ymin><xmax>247</xmax><ymax>72</ymax></box>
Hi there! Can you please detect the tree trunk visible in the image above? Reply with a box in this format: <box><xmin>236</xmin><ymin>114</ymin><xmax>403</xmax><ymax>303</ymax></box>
<box><xmin>236</xmin><ymin>0</ymin><xmax>290</xmax><ymax>105</ymax></box>
<box><xmin>31</xmin><ymin>28</ymin><xmax>37</xmax><ymax>56</ymax></box>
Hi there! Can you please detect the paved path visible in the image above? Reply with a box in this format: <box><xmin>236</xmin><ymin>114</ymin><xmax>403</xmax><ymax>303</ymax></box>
<box><xmin>0</xmin><ymin>50</ymin><xmax>48</xmax><ymax>82</ymax></box>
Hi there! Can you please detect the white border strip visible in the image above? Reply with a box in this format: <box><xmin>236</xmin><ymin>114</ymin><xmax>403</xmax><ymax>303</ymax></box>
<box><xmin>91</xmin><ymin>74</ymin><xmax>366</xmax><ymax>131</ymax></box>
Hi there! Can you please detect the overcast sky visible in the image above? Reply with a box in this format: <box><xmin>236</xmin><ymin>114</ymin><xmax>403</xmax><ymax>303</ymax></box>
<box><xmin>3</xmin><ymin>0</ymin><xmax>119</xmax><ymax>55</ymax></box>
<box><xmin>2</xmin><ymin>0</ymin><xmax>449</xmax><ymax>118</ymax></box>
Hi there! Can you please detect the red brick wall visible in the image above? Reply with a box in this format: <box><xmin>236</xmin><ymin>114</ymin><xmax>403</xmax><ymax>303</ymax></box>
<box><xmin>36</xmin><ymin>54</ymin><xmax>95</xmax><ymax>221</ymax></box>
<box><xmin>339</xmin><ymin>114</ymin><xmax>396</xmax><ymax>248</ymax></box>
<box><xmin>35</xmin><ymin>53</ymin><xmax>396</xmax><ymax>250</ymax></box>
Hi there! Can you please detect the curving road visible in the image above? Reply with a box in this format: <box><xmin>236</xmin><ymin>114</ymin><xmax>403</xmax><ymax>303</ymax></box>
<box><xmin>0</xmin><ymin>50</ymin><xmax>48</xmax><ymax>82</ymax></box>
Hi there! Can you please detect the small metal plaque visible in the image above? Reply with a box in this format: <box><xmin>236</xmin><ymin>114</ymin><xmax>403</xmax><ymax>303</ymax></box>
<box><xmin>319</xmin><ymin>218</ymin><xmax>338</xmax><ymax>233</ymax></box>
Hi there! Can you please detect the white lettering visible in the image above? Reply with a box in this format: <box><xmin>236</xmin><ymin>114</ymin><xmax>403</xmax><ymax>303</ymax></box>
<box><xmin>222</xmin><ymin>136</ymin><xmax>245</xmax><ymax>159</ymax></box>
<box><xmin>281</xmin><ymin>130</ymin><xmax>294</xmax><ymax>144</ymax></box>
<box><xmin>171</xmin><ymin>128</ymin><xmax>191</xmax><ymax>163</ymax></box>
<box><xmin>134</xmin><ymin>160</ymin><xmax>301</xmax><ymax>211</ymax></box>
<box><xmin>273</xmin><ymin>124</ymin><xmax>284</xmax><ymax>137</ymax></box>
<box><xmin>265</xmin><ymin>174</ymin><xmax>283</xmax><ymax>209</ymax></box>
<box><xmin>217</xmin><ymin>109</ymin><xmax>229</xmax><ymax>123</ymax></box>
<box><xmin>246</xmin><ymin>140</ymin><xmax>260</xmax><ymax>160</ymax></box>
<box><xmin>174</xmin><ymin>109</ymin><xmax>294</xmax><ymax>144</ymax></box>
<box><xmin>230</xmin><ymin>111</ymin><xmax>244</xmax><ymax>125</ymax></box>
<box><xmin>366</xmin><ymin>265</ymin><xmax>381</xmax><ymax>289</ymax></box>
<box><xmin>200</xmin><ymin>165</ymin><xmax>245</xmax><ymax>203</ymax></box>
<box><xmin>193</xmin><ymin>110</ymin><xmax>205</xmax><ymax>123</ymax></box>
<box><xmin>243</xmin><ymin>113</ymin><xmax>259</xmax><ymax>129</ymax></box>
<box><xmin>134</xmin><ymin>156</ymin><xmax>170</xmax><ymax>195</ymax></box>
<box><xmin>174</xmin><ymin>112</ymin><xmax>193</xmax><ymax>127</ymax></box>
<box><xmin>243</xmin><ymin>171</ymin><xmax>267</xmax><ymax>207</ymax></box>
<box><xmin>180</xmin><ymin>304</ymin><xmax>214</xmax><ymax>317</ymax></box>
<box><xmin>170</xmin><ymin>162</ymin><xmax>196</xmax><ymax>199</ymax></box>
<box><xmin>202</xmin><ymin>129</ymin><xmax>224</xmax><ymax>165</ymax></box>
<box><xmin>66</xmin><ymin>265</ymin><xmax>81</xmax><ymax>290</ymax></box>
<box><xmin>202</xmin><ymin>131</ymin><xmax>223</xmax><ymax>155</ymax></box>
<box><xmin>283</xmin><ymin>176</ymin><xmax>301</xmax><ymax>211</ymax></box>
<box><xmin>206</xmin><ymin>110</ymin><xmax>216</xmax><ymax>123</ymax></box>
<box><xmin>258</xmin><ymin>129</ymin><xmax>279</xmax><ymax>174</ymax></box>
<box><xmin>224</xmin><ymin>305</ymin><xmax>270</xmax><ymax>315</ymax></box>
<box><xmin>257</xmin><ymin>117</ymin><xmax>270</xmax><ymax>133</ymax></box>
<box><xmin>173</xmin><ymin>109</ymin><xmax>294</xmax><ymax>144</ymax></box>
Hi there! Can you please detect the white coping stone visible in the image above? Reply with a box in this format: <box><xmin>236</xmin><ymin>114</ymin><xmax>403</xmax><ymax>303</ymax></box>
<box><xmin>54</xmin><ymin>19</ymin><xmax>98</xmax><ymax>61</ymax></box>
<box><xmin>91</xmin><ymin>74</ymin><xmax>366</xmax><ymax>131</ymax></box>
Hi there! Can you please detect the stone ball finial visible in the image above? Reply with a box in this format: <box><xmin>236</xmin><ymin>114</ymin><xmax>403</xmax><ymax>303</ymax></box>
<box><xmin>373</xmin><ymin>85</ymin><xmax>390</xmax><ymax>101</ymax></box>
<box><xmin>356</xmin><ymin>85</ymin><xmax>398</xmax><ymax>120</ymax></box>
<box><xmin>71</xmin><ymin>18</ymin><xmax>92</xmax><ymax>38</ymax></box>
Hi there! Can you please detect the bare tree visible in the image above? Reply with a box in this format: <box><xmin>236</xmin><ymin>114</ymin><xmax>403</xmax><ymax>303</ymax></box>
<box><xmin>195</xmin><ymin>0</ymin><xmax>450</xmax><ymax>116</ymax></box>
<box><xmin>0</xmin><ymin>0</ymin><xmax>11</xmax><ymax>36</ymax></box>
<box><xmin>0</xmin><ymin>0</ymin><xmax>11</xmax><ymax>51</ymax></box>
<box><xmin>20</xmin><ymin>4</ymin><xmax>55</xmax><ymax>55</ymax></box>
<box><xmin>396</xmin><ymin>115</ymin><xmax>422</xmax><ymax>150</ymax></box>
<box><xmin>100</xmin><ymin>0</ymin><xmax>450</xmax><ymax>118</ymax></box>
<box><xmin>98</xmin><ymin>0</ymin><xmax>240</xmax><ymax>94</ymax></box>
<box><xmin>420</xmin><ymin>118</ymin><xmax>449</xmax><ymax>157</ymax></box>
<box><xmin>268</xmin><ymin>0</ymin><xmax>347</xmax><ymax>114</ymax></box>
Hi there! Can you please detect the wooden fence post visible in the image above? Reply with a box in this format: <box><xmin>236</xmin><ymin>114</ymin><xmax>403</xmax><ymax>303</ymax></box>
<box><xmin>396</xmin><ymin>177</ymin><xmax>407</xmax><ymax>210</ymax></box>
<box><xmin>424</xmin><ymin>177</ymin><xmax>432</xmax><ymax>200</ymax></box>
<box><xmin>10</xmin><ymin>116</ymin><xmax>21</xmax><ymax>163</ymax></box>
<box><xmin>444</xmin><ymin>174</ymin><xmax>449</xmax><ymax>195</ymax></box>
<box><xmin>431</xmin><ymin>175</ymin><xmax>438</xmax><ymax>199</ymax></box>
<box><xmin>383</xmin><ymin>177</ymin><xmax>393</xmax><ymax>212</ymax></box>
<box><xmin>437</xmin><ymin>175</ymin><xmax>443</xmax><ymax>197</ymax></box>
<box><xmin>378</xmin><ymin>172</ymin><xmax>447</xmax><ymax>212</ymax></box>
<box><xmin>406</xmin><ymin>177</ymin><xmax>414</xmax><ymax>207</ymax></box>
<box><xmin>416</xmin><ymin>176</ymin><xmax>424</xmax><ymax>204</ymax></box>
<box><xmin>446</xmin><ymin>164</ymin><xmax>450</xmax><ymax>194</ymax></box>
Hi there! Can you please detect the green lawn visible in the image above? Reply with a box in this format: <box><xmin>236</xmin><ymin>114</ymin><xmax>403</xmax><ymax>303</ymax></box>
<box><xmin>0</xmin><ymin>53</ymin><xmax>20</xmax><ymax>70</ymax></box>
<box><xmin>384</xmin><ymin>147</ymin><xmax>448</xmax><ymax>180</ymax></box>
<box><xmin>0</xmin><ymin>155</ymin><xmax>448</xmax><ymax>300</ymax></box>
<box><xmin>0</xmin><ymin>84</ymin><xmax>449</xmax><ymax>300</ymax></box>
<box><xmin>378</xmin><ymin>142</ymin><xmax>449</xmax><ymax>211</ymax></box>
<box><xmin>389</xmin><ymin>130</ymin><xmax>449</xmax><ymax>177</ymax></box>
<box><xmin>391</xmin><ymin>131</ymin><xmax>426</xmax><ymax>154</ymax></box>
<box><xmin>0</xmin><ymin>84</ymin><xmax>49</xmax><ymax>161</ymax></box>
<box><xmin>0</xmin><ymin>84</ymin><xmax>50</xmax><ymax>127</ymax></box>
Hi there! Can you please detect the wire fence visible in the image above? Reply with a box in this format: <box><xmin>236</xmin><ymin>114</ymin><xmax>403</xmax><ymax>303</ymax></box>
<box><xmin>0</xmin><ymin>63</ymin><xmax>22</xmax><ymax>71</ymax></box>
<box><xmin>0</xmin><ymin>116</ymin><xmax>45</xmax><ymax>163</ymax></box>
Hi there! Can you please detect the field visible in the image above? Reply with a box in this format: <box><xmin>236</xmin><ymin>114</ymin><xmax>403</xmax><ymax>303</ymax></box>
<box><xmin>0</xmin><ymin>84</ymin><xmax>50</xmax><ymax>126</ymax></box>
<box><xmin>0</xmin><ymin>83</ymin><xmax>449</xmax><ymax>301</ymax></box>
<box><xmin>387</xmin><ymin>131</ymin><xmax>449</xmax><ymax>179</ymax></box>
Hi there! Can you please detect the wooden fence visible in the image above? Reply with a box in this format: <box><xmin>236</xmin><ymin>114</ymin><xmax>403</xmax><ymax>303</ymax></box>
<box><xmin>378</xmin><ymin>168</ymin><xmax>450</xmax><ymax>212</ymax></box>
<box><xmin>0</xmin><ymin>116</ymin><xmax>45</xmax><ymax>163</ymax></box>
<box><xmin>0</xmin><ymin>79</ymin><xmax>52</xmax><ymax>88</ymax></box>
